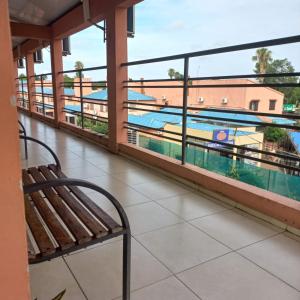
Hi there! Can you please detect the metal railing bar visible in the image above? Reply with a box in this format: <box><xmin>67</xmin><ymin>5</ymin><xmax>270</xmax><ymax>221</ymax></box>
<box><xmin>124</xmin><ymin>125</ymin><xmax>182</xmax><ymax>143</ymax></box>
<box><xmin>124</xmin><ymin>72</ymin><xmax>300</xmax><ymax>83</ymax></box>
<box><xmin>125</xmin><ymin>83</ymin><xmax>300</xmax><ymax>88</ymax></box>
<box><xmin>122</xmin><ymin>34</ymin><xmax>300</xmax><ymax>66</ymax></box>
<box><xmin>59</xmin><ymin>65</ymin><xmax>107</xmax><ymax>74</ymax></box>
<box><xmin>124</xmin><ymin>101</ymin><xmax>300</xmax><ymax>119</ymax></box>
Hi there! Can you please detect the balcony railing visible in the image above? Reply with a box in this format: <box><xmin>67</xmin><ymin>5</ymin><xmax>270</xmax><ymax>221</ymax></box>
<box><xmin>60</xmin><ymin>66</ymin><xmax>108</xmax><ymax>136</ymax></box>
<box><xmin>121</xmin><ymin>34</ymin><xmax>300</xmax><ymax>201</ymax></box>
<box><xmin>18</xmin><ymin>34</ymin><xmax>300</xmax><ymax>201</ymax></box>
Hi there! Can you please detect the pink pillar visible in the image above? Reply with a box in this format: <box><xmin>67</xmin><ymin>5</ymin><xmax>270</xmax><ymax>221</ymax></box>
<box><xmin>106</xmin><ymin>7</ymin><xmax>128</xmax><ymax>153</ymax></box>
<box><xmin>50</xmin><ymin>39</ymin><xmax>64</xmax><ymax>125</ymax></box>
<box><xmin>0</xmin><ymin>0</ymin><xmax>30</xmax><ymax>298</ymax></box>
<box><xmin>25</xmin><ymin>52</ymin><xmax>36</xmax><ymax>113</ymax></box>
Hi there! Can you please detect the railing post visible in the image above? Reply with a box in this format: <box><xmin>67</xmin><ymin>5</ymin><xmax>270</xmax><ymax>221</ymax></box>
<box><xmin>20</xmin><ymin>78</ymin><xmax>25</xmax><ymax>108</ymax></box>
<box><xmin>50</xmin><ymin>38</ymin><xmax>64</xmax><ymax>126</ymax></box>
<box><xmin>25</xmin><ymin>52</ymin><xmax>36</xmax><ymax>113</ymax></box>
<box><xmin>181</xmin><ymin>57</ymin><xmax>189</xmax><ymax>165</ymax></box>
<box><xmin>106</xmin><ymin>7</ymin><xmax>128</xmax><ymax>153</ymax></box>
<box><xmin>40</xmin><ymin>75</ymin><xmax>45</xmax><ymax>115</ymax></box>
<box><xmin>79</xmin><ymin>70</ymin><xmax>84</xmax><ymax>129</ymax></box>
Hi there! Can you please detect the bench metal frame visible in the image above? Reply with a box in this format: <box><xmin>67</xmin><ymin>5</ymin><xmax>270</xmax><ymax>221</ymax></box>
<box><xmin>20</xmin><ymin>135</ymin><xmax>131</xmax><ymax>300</ymax></box>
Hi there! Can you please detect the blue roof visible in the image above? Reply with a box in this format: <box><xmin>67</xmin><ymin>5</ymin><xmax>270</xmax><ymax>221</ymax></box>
<box><xmin>128</xmin><ymin>115</ymin><xmax>165</xmax><ymax>129</ymax></box>
<box><xmin>22</xmin><ymin>86</ymin><xmax>74</xmax><ymax>96</ymax></box>
<box><xmin>269</xmin><ymin>117</ymin><xmax>296</xmax><ymax>125</ymax></box>
<box><xmin>192</xmin><ymin>110</ymin><xmax>261</xmax><ymax>126</ymax></box>
<box><xmin>85</xmin><ymin>89</ymin><xmax>156</xmax><ymax>101</ymax></box>
<box><xmin>289</xmin><ymin>131</ymin><xmax>300</xmax><ymax>153</ymax></box>
<box><xmin>64</xmin><ymin>105</ymin><xmax>81</xmax><ymax>112</ymax></box>
<box><xmin>186</xmin><ymin>122</ymin><xmax>253</xmax><ymax>136</ymax></box>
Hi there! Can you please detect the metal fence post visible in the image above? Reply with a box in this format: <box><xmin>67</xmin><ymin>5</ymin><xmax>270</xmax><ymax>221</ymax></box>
<box><xmin>21</xmin><ymin>78</ymin><xmax>25</xmax><ymax>108</ymax></box>
<box><xmin>79</xmin><ymin>70</ymin><xmax>84</xmax><ymax>129</ymax></box>
<box><xmin>181</xmin><ymin>57</ymin><xmax>189</xmax><ymax>165</ymax></box>
<box><xmin>41</xmin><ymin>75</ymin><xmax>45</xmax><ymax>115</ymax></box>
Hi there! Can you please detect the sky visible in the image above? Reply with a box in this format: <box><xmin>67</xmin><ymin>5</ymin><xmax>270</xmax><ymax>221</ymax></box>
<box><xmin>26</xmin><ymin>0</ymin><xmax>300</xmax><ymax>81</ymax></box>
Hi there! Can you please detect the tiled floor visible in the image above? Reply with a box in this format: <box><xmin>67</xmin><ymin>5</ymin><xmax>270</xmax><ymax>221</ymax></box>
<box><xmin>20</xmin><ymin>115</ymin><xmax>300</xmax><ymax>300</ymax></box>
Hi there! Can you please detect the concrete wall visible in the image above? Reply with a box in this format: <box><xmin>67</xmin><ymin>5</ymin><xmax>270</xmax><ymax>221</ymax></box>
<box><xmin>0</xmin><ymin>0</ymin><xmax>30</xmax><ymax>298</ymax></box>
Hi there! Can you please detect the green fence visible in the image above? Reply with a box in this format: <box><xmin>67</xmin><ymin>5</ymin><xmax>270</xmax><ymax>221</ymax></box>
<box><xmin>138</xmin><ymin>135</ymin><xmax>300</xmax><ymax>202</ymax></box>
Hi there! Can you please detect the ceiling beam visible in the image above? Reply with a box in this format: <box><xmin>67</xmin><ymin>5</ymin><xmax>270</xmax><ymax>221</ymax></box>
<box><xmin>13</xmin><ymin>0</ymin><xmax>143</xmax><ymax>58</ymax></box>
<box><xmin>10</xmin><ymin>22</ymin><xmax>52</xmax><ymax>40</ymax></box>
<box><xmin>13</xmin><ymin>39</ymin><xmax>49</xmax><ymax>59</ymax></box>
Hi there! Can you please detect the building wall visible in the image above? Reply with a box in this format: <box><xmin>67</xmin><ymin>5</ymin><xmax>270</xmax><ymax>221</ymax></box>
<box><xmin>132</xmin><ymin>79</ymin><xmax>284</xmax><ymax>113</ymax></box>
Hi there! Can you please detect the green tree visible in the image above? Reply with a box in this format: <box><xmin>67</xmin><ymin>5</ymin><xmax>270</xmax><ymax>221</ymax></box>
<box><xmin>265</xmin><ymin>58</ymin><xmax>299</xmax><ymax>102</ymax></box>
<box><xmin>168</xmin><ymin>68</ymin><xmax>176</xmax><ymax>79</ymax></box>
<box><xmin>174</xmin><ymin>71</ymin><xmax>184</xmax><ymax>80</ymax></box>
<box><xmin>64</xmin><ymin>75</ymin><xmax>74</xmax><ymax>88</ymax></box>
<box><xmin>264</xmin><ymin>127</ymin><xmax>287</xmax><ymax>142</ymax></box>
<box><xmin>74</xmin><ymin>61</ymin><xmax>84</xmax><ymax>78</ymax></box>
<box><xmin>34</xmin><ymin>73</ymin><xmax>48</xmax><ymax>80</ymax></box>
<box><xmin>252</xmin><ymin>48</ymin><xmax>273</xmax><ymax>82</ymax></box>
<box><xmin>19</xmin><ymin>73</ymin><xmax>27</xmax><ymax>79</ymax></box>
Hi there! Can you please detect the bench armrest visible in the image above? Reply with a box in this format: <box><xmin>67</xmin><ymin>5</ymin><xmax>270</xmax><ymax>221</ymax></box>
<box><xmin>19</xmin><ymin>135</ymin><xmax>61</xmax><ymax>170</ymax></box>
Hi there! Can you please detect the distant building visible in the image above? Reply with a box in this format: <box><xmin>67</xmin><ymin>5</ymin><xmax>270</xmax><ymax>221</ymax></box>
<box><xmin>132</xmin><ymin>79</ymin><xmax>284</xmax><ymax>114</ymax></box>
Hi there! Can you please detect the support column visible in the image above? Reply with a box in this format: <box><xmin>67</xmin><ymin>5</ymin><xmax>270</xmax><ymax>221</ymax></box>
<box><xmin>50</xmin><ymin>39</ymin><xmax>64</xmax><ymax>126</ymax></box>
<box><xmin>25</xmin><ymin>52</ymin><xmax>36</xmax><ymax>113</ymax></box>
<box><xmin>0</xmin><ymin>0</ymin><xmax>30</xmax><ymax>298</ymax></box>
<box><xmin>106</xmin><ymin>7</ymin><xmax>128</xmax><ymax>153</ymax></box>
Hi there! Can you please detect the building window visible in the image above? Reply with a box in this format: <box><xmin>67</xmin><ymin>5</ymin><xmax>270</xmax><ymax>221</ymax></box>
<box><xmin>249</xmin><ymin>100</ymin><xmax>259</xmax><ymax>111</ymax></box>
<box><xmin>269</xmin><ymin>100</ymin><xmax>276</xmax><ymax>111</ymax></box>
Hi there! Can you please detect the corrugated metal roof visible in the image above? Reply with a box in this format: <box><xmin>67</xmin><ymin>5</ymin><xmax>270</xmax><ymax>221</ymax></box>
<box><xmin>64</xmin><ymin>105</ymin><xmax>81</xmax><ymax>112</ymax></box>
<box><xmin>289</xmin><ymin>131</ymin><xmax>300</xmax><ymax>153</ymax></box>
<box><xmin>85</xmin><ymin>89</ymin><xmax>156</xmax><ymax>101</ymax></box>
<box><xmin>22</xmin><ymin>86</ymin><xmax>74</xmax><ymax>95</ymax></box>
<box><xmin>269</xmin><ymin>117</ymin><xmax>296</xmax><ymax>125</ymax></box>
<box><xmin>128</xmin><ymin>115</ymin><xmax>165</xmax><ymax>129</ymax></box>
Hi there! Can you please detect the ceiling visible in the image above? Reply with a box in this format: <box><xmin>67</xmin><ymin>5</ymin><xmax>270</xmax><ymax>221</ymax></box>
<box><xmin>9</xmin><ymin>0</ymin><xmax>81</xmax><ymax>48</ymax></box>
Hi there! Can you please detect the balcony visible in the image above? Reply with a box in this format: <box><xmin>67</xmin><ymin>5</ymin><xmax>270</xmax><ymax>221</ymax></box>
<box><xmin>21</xmin><ymin>114</ymin><xmax>300</xmax><ymax>299</ymax></box>
<box><xmin>2</xmin><ymin>0</ymin><xmax>300</xmax><ymax>299</ymax></box>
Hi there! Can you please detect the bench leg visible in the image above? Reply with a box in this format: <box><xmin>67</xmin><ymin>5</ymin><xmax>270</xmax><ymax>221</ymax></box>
<box><xmin>24</xmin><ymin>138</ymin><xmax>28</xmax><ymax>160</ymax></box>
<box><xmin>122</xmin><ymin>233</ymin><xmax>131</xmax><ymax>300</ymax></box>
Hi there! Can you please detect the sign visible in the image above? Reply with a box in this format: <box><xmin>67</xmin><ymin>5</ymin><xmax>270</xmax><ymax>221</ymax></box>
<box><xmin>207</xmin><ymin>129</ymin><xmax>234</xmax><ymax>149</ymax></box>
<box><xmin>283</xmin><ymin>104</ymin><xmax>296</xmax><ymax>113</ymax></box>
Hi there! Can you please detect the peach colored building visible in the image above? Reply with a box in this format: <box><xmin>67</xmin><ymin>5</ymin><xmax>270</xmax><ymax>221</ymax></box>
<box><xmin>132</xmin><ymin>79</ymin><xmax>284</xmax><ymax>114</ymax></box>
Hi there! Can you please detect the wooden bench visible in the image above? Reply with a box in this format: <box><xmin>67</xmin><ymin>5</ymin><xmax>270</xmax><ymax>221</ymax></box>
<box><xmin>20</xmin><ymin>135</ymin><xmax>131</xmax><ymax>300</ymax></box>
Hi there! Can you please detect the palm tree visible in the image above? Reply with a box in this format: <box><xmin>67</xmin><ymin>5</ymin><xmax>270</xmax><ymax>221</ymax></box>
<box><xmin>74</xmin><ymin>61</ymin><xmax>84</xmax><ymax>78</ymax></box>
<box><xmin>252</xmin><ymin>48</ymin><xmax>272</xmax><ymax>82</ymax></box>
<box><xmin>168</xmin><ymin>68</ymin><xmax>176</xmax><ymax>79</ymax></box>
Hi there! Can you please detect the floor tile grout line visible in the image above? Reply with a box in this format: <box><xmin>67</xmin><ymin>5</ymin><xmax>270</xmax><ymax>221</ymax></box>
<box><xmin>133</xmin><ymin>234</ymin><xmax>234</xmax><ymax>279</ymax></box>
<box><xmin>187</xmin><ymin>217</ymin><xmax>285</xmax><ymax>253</ymax></box>
<box><xmin>236</xmin><ymin>249</ymin><xmax>300</xmax><ymax>293</ymax></box>
<box><xmin>153</xmin><ymin>197</ymin><xmax>232</xmax><ymax>223</ymax></box>
<box><xmin>62</xmin><ymin>256</ymin><xmax>89</xmax><ymax>300</ymax></box>
<box><xmin>109</xmin><ymin>274</ymin><xmax>174</xmax><ymax>300</ymax></box>
<box><xmin>173</xmin><ymin>274</ymin><xmax>203</xmax><ymax>300</ymax></box>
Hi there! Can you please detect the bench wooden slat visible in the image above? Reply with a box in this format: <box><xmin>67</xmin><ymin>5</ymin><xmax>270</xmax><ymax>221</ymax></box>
<box><xmin>49</xmin><ymin>164</ymin><xmax>121</xmax><ymax>233</ymax></box>
<box><xmin>28</xmin><ymin>167</ymin><xmax>91</xmax><ymax>244</ymax></box>
<box><xmin>22</xmin><ymin>170</ymin><xmax>75</xmax><ymax>250</ymax></box>
<box><xmin>39</xmin><ymin>166</ymin><xmax>108</xmax><ymax>238</ymax></box>
<box><xmin>24</xmin><ymin>194</ymin><xmax>55</xmax><ymax>256</ymax></box>
<box><xmin>26</xmin><ymin>232</ymin><xmax>36</xmax><ymax>260</ymax></box>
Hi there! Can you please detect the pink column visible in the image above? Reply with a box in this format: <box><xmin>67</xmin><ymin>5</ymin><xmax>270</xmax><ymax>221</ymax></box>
<box><xmin>0</xmin><ymin>0</ymin><xmax>30</xmax><ymax>298</ymax></box>
<box><xmin>26</xmin><ymin>52</ymin><xmax>36</xmax><ymax>113</ymax></box>
<box><xmin>50</xmin><ymin>39</ymin><xmax>64</xmax><ymax>125</ymax></box>
<box><xmin>106</xmin><ymin>7</ymin><xmax>128</xmax><ymax>153</ymax></box>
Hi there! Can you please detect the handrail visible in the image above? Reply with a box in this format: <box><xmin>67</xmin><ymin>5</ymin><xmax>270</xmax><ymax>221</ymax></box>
<box><xmin>122</xmin><ymin>34</ymin><xmax>300</xmax><ymax>66</ymax></box>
